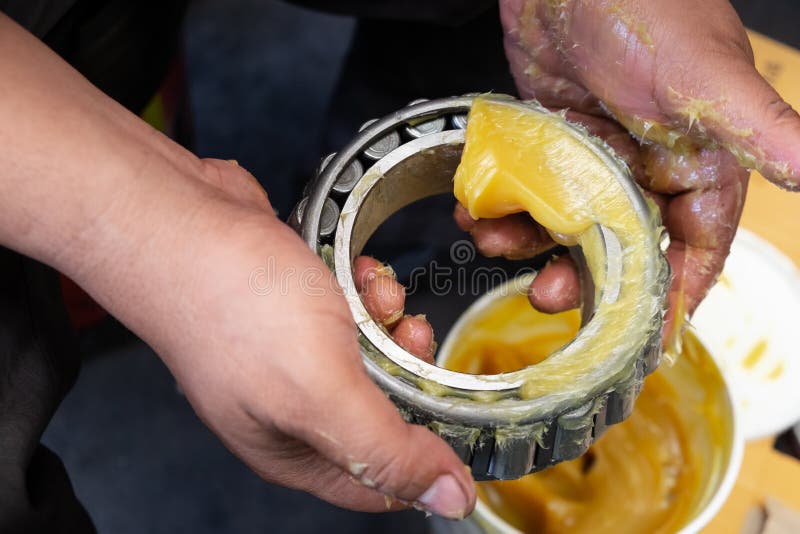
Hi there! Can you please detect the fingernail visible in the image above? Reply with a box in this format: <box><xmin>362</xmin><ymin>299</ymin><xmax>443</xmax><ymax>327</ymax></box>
<box><xmin>382</xmin><ymin>309</ymin><xmax>403</xmax><ymax>327</ymax></box>
<box><xmin>418</xmin><ymin>474</ymin><xmax>468</xmax><ymax>520</ymax></box>
<box><xmin>373</xmin><ymin>262</ymin><xmax>396</xmax><ymax>278</ymax></box>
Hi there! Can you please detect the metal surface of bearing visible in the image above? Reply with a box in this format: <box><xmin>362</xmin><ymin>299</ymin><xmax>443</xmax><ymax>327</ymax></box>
<box><xmin>318</xmin><ymin>152</ymin><xmax>365</xmax><ymax>195</ymax></box>
<box><xmin>289</xmin><ymin>196</ymin><xmax>339</xmax><ymax>237</ymax></box>
<box><xmin>296</xmin><ymin>96</ymin><xmax>668</xmax><ymax>480</ymax></box>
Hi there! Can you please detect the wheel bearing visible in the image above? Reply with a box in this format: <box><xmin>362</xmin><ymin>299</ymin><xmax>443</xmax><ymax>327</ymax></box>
<box><xmin>295</xmin><ymin>96</ymin><xmax>669</xmax><ymax>480</ymax></box>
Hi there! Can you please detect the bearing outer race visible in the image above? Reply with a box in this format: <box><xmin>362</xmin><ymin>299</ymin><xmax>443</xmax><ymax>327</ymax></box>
<box><xmin>297</xmin><ymin>96</ymin><xmax>667</xmax><ymax>480</ymax></box>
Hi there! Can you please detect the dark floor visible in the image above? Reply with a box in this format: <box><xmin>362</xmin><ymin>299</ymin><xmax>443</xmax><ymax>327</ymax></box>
<box><xmin>42</xmin><ymin>1</ymin><xmax>800</xmax><ymax>533</ymax></box>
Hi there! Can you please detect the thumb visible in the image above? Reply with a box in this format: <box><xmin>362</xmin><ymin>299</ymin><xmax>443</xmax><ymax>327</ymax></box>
<box><xmin>275</xmin><ymin>339</ymin><xmax>476</xmax><ymax>519</ymax></box>
<box><xmin>654</xmin><ymin>34</ymin><xmax>800</xmax><ymax>190</ymax></box>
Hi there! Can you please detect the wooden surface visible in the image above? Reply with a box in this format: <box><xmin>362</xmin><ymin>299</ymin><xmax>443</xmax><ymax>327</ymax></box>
<box><xmin>738</xmin><ymin>31</ymin><xmax>800</xmax><ymax>265</ymax></box>
<box><xmin>702</xmin><ymin>30</ymin><xmax>800</xmax><ymax>534</ymax></box>
<box><xmin>704</xmin><ymin>439</ymin><xmax>800</xmax><ymax>533</ymax></box>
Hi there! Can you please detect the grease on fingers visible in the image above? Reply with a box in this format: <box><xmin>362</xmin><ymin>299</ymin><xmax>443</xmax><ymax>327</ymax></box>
<box><xmin>354</xmin><ymin>256</ymin><xmax>436</xmax><ymax>363</ymax></box>
<box><xmin>453</xmin><ymin>203</ymin><xmax>554</xmax><ymax>260</ymax></box>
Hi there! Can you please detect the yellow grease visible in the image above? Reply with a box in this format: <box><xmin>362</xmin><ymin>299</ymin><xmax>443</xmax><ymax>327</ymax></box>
<box><xmin>453</xmin><ymin>97</ymin><xmax>664</xmax><ymax>400</ymax></box>
<box><xmin>767</xmin><ymin>362</ymin><xmax>785</xmax><ymax>381</ymax></box>
<box><xmin>447</xmin><ymin>295</ymin><xmax>581</xmax><ymax>375</ymax></box>
<box><xmin>717</xmin><ymin>273</ymin><xmax>733</xmax><ymax>288</ymax></box>
<box><xmin>665</xmin><ymin>283</ymin><xmax>688</xmax><ymax>360</ymax></box>
<box><xmin>742</xmin><ymin>338</ymin><xmax>769</xmax><ymax>369</ymax></box>
<box><xmin>612</xmin><ymin>111</ymin><xmax>690</xmax><ymax>151</ymax></box>
<box><xmin>608</xmin><ymin>94</ymin><xmax>761</xmax><ymax>172</ymax></box>
<box><xmin>608</xmin><ymin>4</ymin><xmax>654</xmax><ymax>49</ymax></box>
<box><xmin>444</xmin><ymin>293</ymin><xmax>730</xmax><ymax>534</ymax></box>
<box><xmin>666</xmin><ymin>87</ymin><xmax>755</xmax><ymax>139</ymax></box>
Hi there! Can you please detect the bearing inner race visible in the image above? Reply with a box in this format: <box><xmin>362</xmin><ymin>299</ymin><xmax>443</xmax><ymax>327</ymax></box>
<box><xmin>334</xmin><ymin>130</ymin><xmax>620</xmax><ymax>394</ymax></box>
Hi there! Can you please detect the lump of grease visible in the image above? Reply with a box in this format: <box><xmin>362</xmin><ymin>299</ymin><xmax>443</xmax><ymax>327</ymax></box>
<box><xmin>453</xmin><ymin>96</ymin><xmax>666</xmax><ymax>401</ymax></box>
<box><xmin>444</xmin><ymin>292</ymin><xmax>732</xmax><ymax>534</ymax></box>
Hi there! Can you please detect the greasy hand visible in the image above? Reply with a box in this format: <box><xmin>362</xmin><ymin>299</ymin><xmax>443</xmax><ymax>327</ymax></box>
<box><xmin>76</xmin><ymin>158</ymin><xmax>471</xmax><ymax>518</ymax></box>
<box><xmin>460</xmin><ymin>0</ymin><xmax>800</xmax><ymax>331</ymax></box>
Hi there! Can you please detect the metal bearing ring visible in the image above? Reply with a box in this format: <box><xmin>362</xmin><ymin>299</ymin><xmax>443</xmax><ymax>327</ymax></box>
<box><xmin>294</xmin><ymin>96</ymin><xmax>669</xmax><ymax>480</ymax></box>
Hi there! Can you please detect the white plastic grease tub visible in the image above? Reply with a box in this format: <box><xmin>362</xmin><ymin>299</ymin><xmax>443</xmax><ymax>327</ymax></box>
<box><xmin>430</xmin><ymin>275</ymin><xmax>744</xmax><ymax>534</ymax></box>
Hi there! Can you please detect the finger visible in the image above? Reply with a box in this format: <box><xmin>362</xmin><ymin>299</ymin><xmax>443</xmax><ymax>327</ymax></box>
<box><xmin>271</xmin><ymin>326</ymin><xmax>476</xmax><ymax>519</ymax></box>
<box><xmin>528</xmin><ymin>255</ymin><xmax>581</xmax><ymax>314</ymax></box>
<box><xmin>522</xmin><ymin>0</ymin><xmax>800</xmax><ymax>188</ymax></box>
<box><xmin>569</xmin><ymin>0</ymin><xmax>800</xmax><ymax>189</ymax></box>
<box><xmin>653</xmin><ymin>31</ymin><xmax>800</xmax><ymax>190</ymax></box>
<box><xmin>354</xmin><ymin>256</ymin><xmax>437</xmax><ymax>361</ymax></box>
<box><xmin>456</xmin><ymin>204</ymin><xmax>554</xmax><ymax>259</ymax></box>
<box><xmin>312</xmin><ymin>468</ymin><xmax>411</xmax><ymax>513</ymax></box>
<box><xmin>563</xmin><ymin>111</ymin><xmax>646</xmax><ymax>181</ymax></box>
<box><xmin>392</xmin><ymin>315</ymin><xmax>436</xmax><ymax>364</ymax></box>
<box><xmin>503</xmin><ymin>35</ymin><xmax>601</xmax><ymax>113</ymax></box>
<box><xmin>642</xmin><ymin>189</ymin><xmax>669</xmax><ymax>219</ymax></box>
<box><xmin>199</xmin><ymin>158</ymin><xmax>273</xmax><ymax>211</ymax></box>
<box><xmin>237</xmin><ymin>435</ymin><xmax>411</xmax><ymax>513</ymax></box>
<box><xmin>663</xmin><ymin>181</ymin><xmax>748</xmax><ymax>316</ymax></box>
<box><xmin>453</xmin><ymin>203</ymin><xmax>476</xmax><ymax>232</ymax></box>
<box><xmin>353</xmin><ymin>255</ymin><xmax>395</xmax><ymax>293</ymax></box>
<box><xmin>303</xmin><ymin>463</ymin><xmax>412</xmax><ymax>513</ymax></box>
<box><xmin>467</xmin><ymin>212</ymin><xmax>555</xmax><ymax>260</ymax></box>
<box><xmin>643</xmin><ymin>144</ymin><xmax>749</xmax><ymax>338</ymax></box>
<box><xmin>355</xmin><ymin>257</ymin><xmax>405</xmax><ymax>328</ymax></box>
<box><xmin>500</xmin><ymin>3</ymin><xmax>602</xmax><ymax>114</ymax></box>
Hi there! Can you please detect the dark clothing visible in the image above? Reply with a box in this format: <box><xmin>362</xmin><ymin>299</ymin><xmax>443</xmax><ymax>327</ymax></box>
<box><xmin>0</xmin><ymin>2</ymin><xmax>187</xmax><ymax>533</ymax></box>
<box><xmin>288</xmin><ymin>0</ymin><xmax>494</xmax><ymax>24</ymax></box>
<box><xmin>0</xmin><ymin>0</ymin><xmax>75</xmax><ymax>36</ymax></box>
<box><xmin>0</xmin><ymin>251</ymin><xmax>95</xmax><ymax>533</ymax></box>
<box><xmin>316</xmin><ymin>4</ymin><xmax>516</xmax><ymax>275</ymax></box>
<box><xmin>1</xmin><ymin>0</ymin><xmax>188</xmax><ymax>113</ymax></box>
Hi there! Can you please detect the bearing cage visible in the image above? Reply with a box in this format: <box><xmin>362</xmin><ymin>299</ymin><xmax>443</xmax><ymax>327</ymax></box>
<box><xmin>295</xmin><ymin>96</ymin><xmax>667</xmax><ymax>480</ymax></box>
